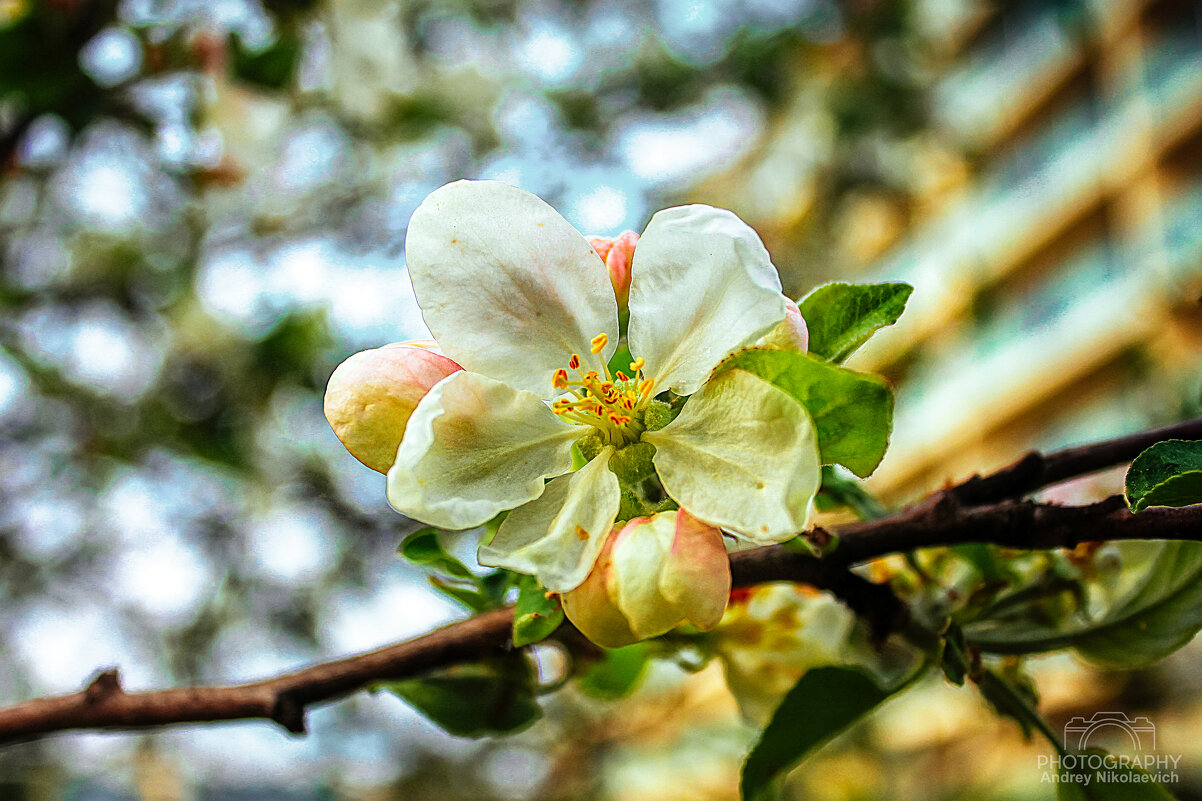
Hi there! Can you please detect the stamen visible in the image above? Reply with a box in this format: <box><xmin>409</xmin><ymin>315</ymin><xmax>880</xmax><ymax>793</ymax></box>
<box><xmin>568</xmin><ymin>354</ymin><xmax>580</xmax><ymax>370</ymax></box>
<box><xmin>590</xmin><ymin>333</ymin><xmax>608</xmax><ymax>354</ymax></box>
<box><xmin>552</xmin><ymin>369</ymin><xmax>569</xmax><ymax>390</ymax></box>
<box><xmin>629</xmin><ymin>356</ymin><xmax>645</xmax><ymax>372</ymax></box>
<box><xmin>638</xmin><ymin>378</ymin><xmax>654</xmax><ymax>397</ymax></box>
<box><xmin>615</xmin><ymin>371</ymin><xmax>628</xmax><ymax>382</ymax></box>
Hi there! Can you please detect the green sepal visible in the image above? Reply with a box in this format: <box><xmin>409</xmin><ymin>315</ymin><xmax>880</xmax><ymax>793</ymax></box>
<box><xmin>513</xmin><ymin>574</ymin><xmax>565</xmax><ymax>647</ymax></box>
<box><xmin>398</xmin><ymin>528</ymin><xmax>474</xmax><ymax>580</ymax></box>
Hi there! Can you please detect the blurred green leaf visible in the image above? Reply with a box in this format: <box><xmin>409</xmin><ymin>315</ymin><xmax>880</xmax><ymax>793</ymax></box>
<box><xmin>977</xmin><ymin>667</ymin><xmax>1055</xmax><ymax>746</ymax></box>
<box><xmin>576</xmin><ymin>643</ymin><xmax>653</xmax><ymax>700</ymax></box>
<box><xmin>719</xmin><ymin>348</ymin><xmax>893</xmax><ymax>477</ymax></box>
<box><xmin>399</xmin><ymin>528</ymin><xmax>475</xmax><ymax>580</ymax></box>
<box><xmin>798</xmin><ymin>282</ymin><xmax>913</xmax><ymax>364</ymax></box>
<box><xmin>741</xmin><ymin>667</ymin><xmax>896</xmax><ymax>801</ymax></box>
<box><xmin>230</xmin><ymin>31</ymin><xmax>301</xmax><ymax>90</ymax></box>
<box><xmin>379</xmin><ymin>665</ymin><xmax>541</xmax><ymax>738</ymax></box>
<box><xmin>967</xmin><ymin>542</ymin><xmax>1202</xmax><ymax>668</ymax></box>
<box><xmin>939</xmin><ymin>622</ymin><xmax>968</xmax><ymax>687</ymax></box>
<box><xmin>428</xmin><ymin>575</ymin><xmax>491</xmax><ymax>613</ymax></box>
<box><xmin>1126</xmin><ymin>440</ymin><xmax>1202</xmax><ymax>512</ymax></box>
<box><xmin>512</xmin><ymin>574</ymin><xmax>563</xmax><ymax>647</ymax></box>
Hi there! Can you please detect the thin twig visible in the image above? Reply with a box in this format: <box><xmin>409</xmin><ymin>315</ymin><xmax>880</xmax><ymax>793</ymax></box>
<box><xmin>0</xmin><ymin>418</ymin><xmax>1199</xmax><ymax>746</ymax></box>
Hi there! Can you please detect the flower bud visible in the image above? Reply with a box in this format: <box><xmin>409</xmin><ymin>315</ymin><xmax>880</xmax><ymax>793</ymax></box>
<box><xmin>758</xmin><ymin>297</ymin><xmax>809</xmax><ymax>352</ymax></box>
<box><xmin>714</xmin><ymin>585</ymin><xmax>853</xmax><ymax>725</ymax></box>
<box><xmin>323</xmin><ymin>340</ymin><xmax>461</xmax><ymax>473</ymax></box>
<box><xmin>587</xmin><ymin>231</ymin><xmax>638</xmax><ymax>308</ymax></box>
<box><xmin>562</xmin><ymin>509</ymin><xmax>731</xmax><ymax>648</ymax></box>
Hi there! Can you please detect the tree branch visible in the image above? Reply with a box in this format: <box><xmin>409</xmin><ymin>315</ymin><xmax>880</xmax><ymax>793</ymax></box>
<box><xmin>1</xmin><ymin>418</ymin><xmax>1200</xmax><ymax>746</ymax></box>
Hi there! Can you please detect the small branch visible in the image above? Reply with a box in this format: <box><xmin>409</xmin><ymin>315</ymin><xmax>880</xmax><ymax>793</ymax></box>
<box><xmin>942</xmin><ymin>416</ymin><xmax>1202</xmax><ymax>507</ymax></box>
<box><xmin>1</xmin><ymin>419</ymin><xmax>1200</xmax><ymax>746</ymax></box>
<box><xmin>0</xmin><ymin>608</ymin><xmax>514</xmax><ymax>746</ymax></box>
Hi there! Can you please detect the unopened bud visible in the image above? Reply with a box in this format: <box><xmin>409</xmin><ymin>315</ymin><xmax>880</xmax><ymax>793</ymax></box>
<box><xmin>588</xmin><ymin>231</ymin><xmax>638</xmax><ymax>308</ymax></box>
<box><xmin>758</xmin><ymin>297</ymin><xmax>809</xmax><ymax>352</ymax></box>
<box><xmin>324</xmin><ymin>340</ymin><xmax>461</xmax><ymax>473</ymax></box>
<box><xmin>562</xmin><ymin>509</ymin><xmax>730</xmax><ymax>648</ymax></box>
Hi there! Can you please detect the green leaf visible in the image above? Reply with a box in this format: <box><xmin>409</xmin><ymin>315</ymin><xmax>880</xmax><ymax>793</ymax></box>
<box><xmin>576</xmin><ymin>642</ymin><xmax>653</xmax><ymax>699</ymax></box>
<box><xmin>1055</xmin><ymin>750</ymin><xmax>1180</xmax><ymax>801</ymax></box>
<box><xmin>740</xmin><ymin>667</ymin><xmax>896</xmax><ymax>801</ymax></box>
<box><xmin>1126</xmin><ymin>440</ymin><xmax>1202</xmax><ymax>512</ymax></box>
<box><xmin>379</xmin><ymin>666</ymin><xmax>542</xmax><ymax>738</ymax></box>
<box><xmin>428</xmin><ymin>576</ymin><xmax>491</xmax><ymax>612</ymax></box>
<box><xmin>967</xmin><ymin>542</ymin><xmax>1202</xmax><ymax>668</ymax></box>
<box><xmin>798</xmin><ymin>282</ymin><xmax>913</xmax><ymax>363</ymax></box>
<box><xmin>513</xmin><ymin>575</ymin><xmax>564</xmax><ymax>647</ymax></box>
<box><xmin>815</xmin><ymin>465</ymin><xmax>889</xmax><ymax>520</ymax></box>
<box><xmin>399</xmin><ymin>528</ymin><xmax>475</xmax><ymax>580</ymax></box>
<box><xmin>230</xmin><ymin>31</ymin><xmax>301</xmax><ymax>90</ymax></box>
<box><xmin>719</xmin><ymin>348</ymin><xmax>893</xmax><ymax>477</ymax></box>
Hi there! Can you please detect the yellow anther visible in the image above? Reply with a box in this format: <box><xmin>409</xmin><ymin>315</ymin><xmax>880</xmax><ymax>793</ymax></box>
<box><xmin>553</xmin><ymin>369</ymin><xmax>569</xmax><ymax>390</ymax></box>
<box><xmin>568</xmin><ymin>354</ymin><xmax>580</xmax><ymax>370</ymax></box>
<box><xmin>590</xmin><ymin>333</ymin><xmax>608</xmax><ymax>354</ymax></box>
<box><xmin>584</xmin><ymin>370</ymin><xmax>599</xmax><ymax>382</ymax></box>
<box><xmin>615</xmin><ymin>371</ymin><xmax>628</xmax><ymax>382</ymax></box>
<box><xmin>638</xmin><ymin>378</ymin><xmax>654</xmax><ymax>397</ymax></box>
<box><xmin>600</xmin><ymin>381</ymin><xmax>615</xmax><ymax>394</ymax></box>
<box><xmin>629</xmin><ymin>356</ymin><xmax>645</xmax><ymax>372</ymax></box>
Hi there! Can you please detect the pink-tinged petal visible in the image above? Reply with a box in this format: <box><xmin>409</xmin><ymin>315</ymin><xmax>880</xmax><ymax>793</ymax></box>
<box><xmin>561</xmin><ymin>527</ymin><xmax>640</xmax><ymax>648</ymax></box>
<box><xmin>659</xmin><ymin>509</ymin><xmax>731</xmax><ymax>631</ymax></box>
<box><xmin>406</xmin><ymin>181</ymin><xmax>619</xmax><ymax>396</ymax></box>
<box><xmin>759</xmin><ymin>298</ymin><xmax>809</xmax><ymax>352</ymax></box>
<box><xmin>588</xmin><ymin>236</ymin><xmax>615</xmax><ymax>263</ymax></box>
<box><xmin>324</xmin><ymin>342</ymin><xmax>462</xmax><ymax>473</ymax></box>
<box><xmin>609</xmin><ymin>515</ymin><xmax>685</xmax><ymax>639</ymax></box>
<box><xmin>587</xmin><ymin>231</ymin><xmax>638</xmax><ymax>307</ymax></box>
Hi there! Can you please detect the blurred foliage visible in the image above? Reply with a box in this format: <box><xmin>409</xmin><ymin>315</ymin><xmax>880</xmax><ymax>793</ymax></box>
<box><xmin>9</xmin><ymin>1</ymin><xmax>1191</xmax><ymax>800</ymax></box>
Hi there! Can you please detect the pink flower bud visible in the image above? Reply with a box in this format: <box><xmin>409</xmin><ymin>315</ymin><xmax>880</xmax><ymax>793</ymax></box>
<box><xmin>587</xmin><ymin>231</ymin><xmax>638</xmax><ymax>308</ymax></box>
<box><xmin>759</xmin><ymin>297</ymin><xmax>809</xmax><ymax>352</ymax></box>
<box><xmin>323</xmin><ymin>340</ymin><xmax>461</xmax><ymax>473</ymax></box>
<box><xmin>562</xmin><ymin>509</ymin><xmax>731</xmax><ymax>648</ymax></box>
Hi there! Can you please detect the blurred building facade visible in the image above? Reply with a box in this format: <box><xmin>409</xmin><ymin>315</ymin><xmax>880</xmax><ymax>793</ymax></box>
<box><xmin>719</xmin><ymin>0</ymin><xmax>1202</xmax><ymax>499</ymax></box>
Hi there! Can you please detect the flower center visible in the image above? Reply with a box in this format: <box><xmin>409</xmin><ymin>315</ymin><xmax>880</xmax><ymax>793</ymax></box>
<box><xmin>551</xmin><ymin>333</ymin><xmax>654</xmax><ymax>445</ymax></box>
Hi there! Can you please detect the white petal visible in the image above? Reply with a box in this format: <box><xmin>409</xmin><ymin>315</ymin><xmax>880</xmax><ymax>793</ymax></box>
<box><xmin>645</xmin><ymin>368</ymin><xmax>821</xmax><ymax>543</ymax></box>
<box><xmin>610</xmin><ymin>514</ymin><xmax>684</xmax><ymax>639</ymax></box>
<box><xmin>405</xmin><ymin>180</ymin><xmax>619</xmax><ymax>396</ymax></box>
<box><xmin>627</xmin><ymin>205</ymin><xmax>785</xmax><ymax>395</ymax></box>
<box><xmin>387</xmin><ymin>371</ymin><xmax>584</xmax><ymax>530</ymax></box>
<box><xmin>478</xmin><ymin>447</ymin><xmax>621</xmax><ymax>592</ymax></box>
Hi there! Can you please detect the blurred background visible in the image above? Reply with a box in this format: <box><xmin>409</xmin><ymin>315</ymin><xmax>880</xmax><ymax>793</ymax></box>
<box><xmin>2</xmin><ymin>0</ymin><xmax>1202</xmax><ymax>798</ymax></box>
